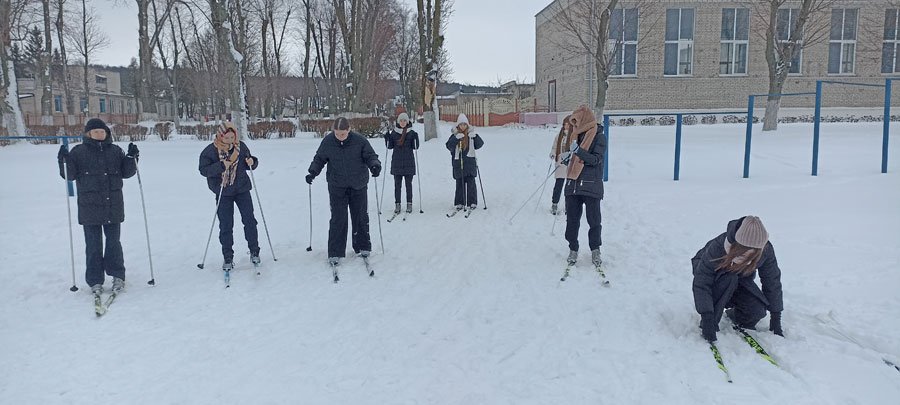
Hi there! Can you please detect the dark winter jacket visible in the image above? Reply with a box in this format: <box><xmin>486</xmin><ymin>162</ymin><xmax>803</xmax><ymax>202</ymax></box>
<box><xmin>445</xmin><ymin>132</ymin><xmax>484</xmax><ymax>179</ymax></box>
<box><xmin>58</xmin><ymin>134</ymin><xmax>137</xmax><ymax>225</ymax></box>
<box><xmin>691</xmin><ymin>217</ymin><xmax>784</xmax><ymax>323</ymax></box>
<box><xmin>386</xmin><ymin>123</ymin><xmax>419</xmax><ymax>176</ymax></box>
<box><xmin>563</xmin><ymin>126</ymin><xmax>607</xmax><ymax>200</ymax></box>
<box><xmin>198</xmin><ymin>141</ymin><xmax>259</xmax><ymax>196</ymax></box>
<box><xmin>308</xmin><ymin>131</ymin><xmax>381</xmax><ymax>190</ymax></box>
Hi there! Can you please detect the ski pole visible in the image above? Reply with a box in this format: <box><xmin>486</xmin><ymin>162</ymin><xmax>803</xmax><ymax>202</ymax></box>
<box><xmin>476</xmin><ymin>163</ymin><xmax>488</xmax><ymax>210</ymax></box>
<box><xmin>372</xmin><ymin>175</ymin><xmax>385</xmax><ymax>254</ymax></box>
<box><xmin>535</xmin><ymin>161</ymin><xmax>554</xmax><ymax>211</ymax></box>
<box><xmin>306</xmin><ymin>183</ymin><xmax>313</xmax><ymax>252</ymax></box>
<box><xmin>134</xmin><ymin>159</ymin><xmax>156</xmax><ymax>285</ymax></box>
<box><xmin>197</xmin><ymin>183</ymin><xmax>225</xmax><ymax>269</ymax></box>
<box><xmin>61</xmin><ymin>145</ymin><xmax>78</xmax><ymax>292</ymax></box>
<box><xmin>248</xmin><ymin>166</ymin><xmax>277</xmax><ymax>261</ymax></box>
<box><xmin>508</xmin><ymin>168</ymin><xmax>557</xmax><ymax>223</ymax></box>
<box><xmin>414</xmin><ymin>147</ymin><xmax>423</xmax><ymax>213</ymax></box>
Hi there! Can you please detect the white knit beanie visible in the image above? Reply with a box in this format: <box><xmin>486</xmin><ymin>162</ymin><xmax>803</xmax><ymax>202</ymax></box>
<box><xmin>735</xmin><ymin>216</ymin><xmax>769</xmax><ymax>249</ymax></box>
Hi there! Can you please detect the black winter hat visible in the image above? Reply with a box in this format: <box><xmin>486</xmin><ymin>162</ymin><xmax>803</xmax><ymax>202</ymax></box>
<box><xmin>84</xmin><ymin>118</ymin><xmax>110</xmax><ymax>137</ymax></box>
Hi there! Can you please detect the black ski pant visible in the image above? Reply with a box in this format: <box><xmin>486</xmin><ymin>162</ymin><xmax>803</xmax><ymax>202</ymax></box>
<box><xmin>454</xmin><ymin>176</ymin><xmax>477</xmax><ymax>206</ymax></box>
<box><xmin>564</xmin><ymin>194</ymin><xmax>602</xmax><ymax>252</ymax></box>
<box><xmin>394</xmin><ymin>174</ymin><xmax>413</xmax><ymax>203</ymax></box>
<box><xmin>551</xmin><ymin>178</ymin><xmax>565</xmax><ymax>204</ymax></box>
<box><xmin>216</xmin><ymin>191</ymin><xmax>259</xmax><ymax>262</ymax></box>
<box><xmin>726</xmin><ymin>285</ymin><xmax>768</xmax><ymax>329</ymax></box>
<box><xmin>83</xmin><ymin>223</ymin><xmax>125</xmax><ymax>286</ymax></box>
<box><xmin>328</xmin><ymin>185</ymin><xmax>371</xmax><ymax>258</ymax></box>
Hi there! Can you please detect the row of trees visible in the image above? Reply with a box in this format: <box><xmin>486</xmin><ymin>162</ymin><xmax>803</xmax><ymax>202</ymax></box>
<box><xmin>0</xmin><ymin>0</ymin><xmax>452</xmax><ymax>139</ymax></box>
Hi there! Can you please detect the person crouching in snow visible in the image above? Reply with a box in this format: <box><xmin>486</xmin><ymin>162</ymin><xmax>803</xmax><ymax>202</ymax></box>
<box><xmin>445</xmin><ymin>114</ymin><xmax>483</xmax><ymax>212</ymax></box>
<box><xmin>692</xmin><ymin>216</ymin><xmax>784</xmax><ymax>343</ymax></box>
<box><xmin>549</xmin><ymin>115</ymin><xmax>573</xmax><ymax>215</ymax></box>
<box><xmin>386</xmin><ymin>112</ymin><xmax>419</xmax><ymax>214</ymax></box>
<box><xmin>57</xmin><ymin>117</ymin><xmax>138</xmax><ymax>295</ymax></box>
<box><xmin>562</xmin><ymin>106</ymin><xmax>606</xmax><ymax>267</ymax></box>
<box><xmin>198</xmin><ymin>122</ymin><xmax>261</xmax><ymax>271</ymax></box>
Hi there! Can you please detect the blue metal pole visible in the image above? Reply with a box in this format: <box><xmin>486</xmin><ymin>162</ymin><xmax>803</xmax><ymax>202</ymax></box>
<box><xmin>62</xmin><ymin>137</ymin><xmax>74</xmax><ymax>196</ymax></box>
<box><xmin>603</xmin><ymin>114</ymin><xmax>610</xmax><ymax>182</ymax></box>
<box><xmin>674</xmin><ymin>114</ymin><xmax>682</xmax><ymax>181</ymax></box>
<box><xmin>744</xmin><ymin>96</ymin><xmax>754</xmax><ymax>179</ymax></box>
<box><xmin>812</xmin><ymin>81</ymin><xmax>823</xmax><ymax>176</ymax></box>
<box><xmin>883</xmin><ymin>79</ymin><xmax>892</xmax><ymax>174</ymax></box>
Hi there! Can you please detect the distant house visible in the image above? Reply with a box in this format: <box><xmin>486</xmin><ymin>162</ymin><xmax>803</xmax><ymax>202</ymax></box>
<box><xmin>17</xmin><ymin>66</ymin><xmax>173</xmax><ymax>127</ymax></box>
<box><xmin>536</xmin><ymin>0</ymin><xmax>900</xmax><ymax>112</ymax></box>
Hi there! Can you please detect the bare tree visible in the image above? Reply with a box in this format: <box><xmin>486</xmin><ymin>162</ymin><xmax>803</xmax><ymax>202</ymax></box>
<box><xmin>0</xmin><ymin>0</ymin><xmax>28</xmax><ymax>135</ymax></box>
<box><xmin>209</xmin><ymin>0</ymin><xmax>248</xmax><ymax>135</ymax></box>
<box><xmin>66</xmin><ymin>0</ymin><xmax>109</xmax><ymax>116</ymax></box>
<box><xmin>53</xmin><ymin>0</ymin><xmax>73</xmax><ymax>116</ymax></box>
<box><xmin>416</xmin><ymin>0</ymin><xmax>449</xmax><ymax>141</ymax></box>
<box><xmin>132</xmin><ymin>0</ymin><xmax>176</xmax><ymax>119</ymax></box>
<box><xmin>152</xmin><ymin>0</ymin><xmax>181</xmax><ymax>124</ymax></box>
<box><xmin>40</xmin><ymin>0</ymin><xmax>53</xmax><ymax>123</ymax></box>
<box><xmin>549</xmin><ymin>0</ymin><xmax>660</xmax><ymax>117</ymax></box>
<box><xmin>332</xmin><ymin>0</ymin><xmax>395</xmax><ymax>113</ymax></box>
<box><xmin>748</xmin><ymin>0</ymin><xmax>834</xmax><ymax>131</ymax></box>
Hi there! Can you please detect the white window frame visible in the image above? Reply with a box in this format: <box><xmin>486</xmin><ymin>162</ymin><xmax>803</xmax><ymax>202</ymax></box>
<box><xmin>883</xmin><ymin>9</ymin><xmax>900</xmax><ymax>74</ymax></box>
<box><xmin>720</xmin><ymin>8</ymin><xmax>750</xmax><ymax>76</ymax></box>
<box><xmin>777</xmin><ymin>8</ymin><xmax>804</xmax><ymax>76</ymax></box>
<box><xmin>665</xmin><ymin>8</ymin><xmax>695</xmax><ymax>77</ymax></box>
<box><xmin>609</xmin><ymin>8</ymin><xmax>638</xmax><ymax>78</ymax></box>
<box><xmin>828</xmin><ymin>8</ymin><xmax>858</xmax><ymax>75</ymax></box>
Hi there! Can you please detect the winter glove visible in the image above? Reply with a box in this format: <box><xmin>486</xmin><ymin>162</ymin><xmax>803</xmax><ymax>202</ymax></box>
<box><xmin>559</xmin><ymin>151</ymin><xmax>573</xmax><ymax>165</ymax></box>
<box><xmin>468</xmin><ymin>132</ymin><xmax>476</xmax><ymax>138</ymax></box>
<box><xmin>570</xmin><ymin>141</ymin><xmax>581</xmax><ymax>154</ymax></box>
<box><xmin>769</xmin><ymin>311</ymin><xmax>783</xmax><ymax>337</ymax></box>
<box><xmin>370</xmin><ymin>165</ymin><xmax>381</xmax><ymax>178</ymax></box>
<box><xmin>126</xmin><ymin>142</ymin><xmax>140</xmax><ymax>159</ymax></box>
<box><xmin>700</xmin><ymin>313</ymin><xmax>718</xmax><ymax>343</ymax></box>
<box><xmin>57</xmin><ymin>144</ymin><xmax>69</xmax><ymax>163</ymax></box>
<box><xmin>245</xmin><ymin>157</ymin><xmax>255</xmax><ymax>168</ymax></box>
<box><xmin>305</xmin><ymin>173</ymin><xmax>315</xmax><ymax>184</ymax></box>
<box><xmin>455</xmin><ymin>133</ymin><xmax>464</xmax><ymax>140</ymax></box>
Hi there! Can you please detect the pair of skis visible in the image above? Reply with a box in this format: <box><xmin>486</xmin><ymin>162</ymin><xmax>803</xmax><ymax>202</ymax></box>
<box><xmin>560</xmin><ymin>260</ymin><xmax>610</xmax><ymax>287</ymax></box>
<box><xmin>386</xmin><ymin>210</ymin><xmax>411</xmax><ymax>223</ymax></box>
<box><xmin>223</xmin><ymin>257</ymin><xmax>262</xmax><ymax>288</ymax></box>
<box><xmin>709</xmin><ymin>323</ymin><xmax>779</xmax><ymax>383</ymax></box>
<box><xmin>446</xmin><ymin>206</ymin><xmax>477</xmax><ymax>218</ymax></box>
<box><xmin>93</xmin><ymin>290</ymin><xmax>120</xmax><ymax>317</ymax></box>
<box><xmin>332</xmin><ymin>255</ymin><xmax>375</xmax><ymax>283</ymax></box>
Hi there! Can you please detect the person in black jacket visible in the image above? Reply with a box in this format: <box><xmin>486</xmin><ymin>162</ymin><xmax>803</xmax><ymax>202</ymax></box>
<box><xmin>57</xmin><ymin>118</ymin><xmax>138</xmax><ymax>294</ymax></box>
<box><xmin>692</xmin><ymin>216</ymin><xmax>784</xmax><ymax>343</ymax></box>
<box><xmin>562</xmin><ymin>106</ymin><xmax>607</xmax><ymax>267</ymax></box>
<box><xmin>445</xmin><ymin>114</ymin><xmax>484</xmax><ymax>211</ymax></box>
<box><xmin>306</xmin><ymin>117</ymin><xmax>382</xmax><ymax>265</ymax></box>
<box><xmin>198</xmin><ymin>122</ymin><xmax>260</xmax><ymax>270</ymax></box>
<box><xmin>386</xmin><ymin>112</ymin><xmax>419</xmax><ymax>214</ymax></box>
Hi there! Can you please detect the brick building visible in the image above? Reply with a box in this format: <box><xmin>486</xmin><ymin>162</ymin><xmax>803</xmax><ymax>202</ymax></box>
<box><xmin>535</xmin><ymin>0</ymin><xmax>900</xmax><ymax>112</ymax></box>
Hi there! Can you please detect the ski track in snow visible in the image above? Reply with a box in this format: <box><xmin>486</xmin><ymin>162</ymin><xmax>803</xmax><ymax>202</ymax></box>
<box><xmin>1</xmin><ymin>122</ymin><xmax>898</xmax><ymax>404</ymax></box>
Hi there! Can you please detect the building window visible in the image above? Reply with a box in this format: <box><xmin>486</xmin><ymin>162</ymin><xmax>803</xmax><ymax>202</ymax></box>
<box><xmin>80</xmin><ymin>97</ymin><xmax>87</xmax><ymax>112</ymax></box>
<box><xmin>127</xmin><ymin>101</ymin><xmax>132</xmax><ymax>114</ymax></box>
<box><xmin>99</xmin><ymin>98</ymin><xmax>106</xmax><ymax>113</ymax></box>
<box><xmin>883</xmin><ymin>9</ymin><xmax>900</xmax><ymax>74</ymax></box>
<box><xmin>54</xmin><ymin>95</ymin><xmax>62</xmax><ymax>113</ymax></box>
<box><xmin>665</xmin><ymin>8</ymin><xmax>694</xmax><ymax>76</ymax></box>
<box><xmin>548</xmin><ymin>80</ymin><xmax>557</xmax><ymax>112</ymax></box>
<box><xmin>95</xmin><ymin>75</ymin><xmax>107</xmax><ymax>85</ymax></box>
<box><xmin>829</xmin><ymin>8</ymin><xmax>858</xmax><ymax>74</ymax></box>
<box><xmin>720</xmin><ymin>8</ymin><xmax>749</xmax><ymax>75</ymax></box>
<box><xmin>777</xmin><ymin>8</ymin><xmax>803</xmax><ymax>75</ymax></box>
<box><xmin>609</xmin><ymin>8</ymin><xmax>638</xmax><ymax>76</ymax></box>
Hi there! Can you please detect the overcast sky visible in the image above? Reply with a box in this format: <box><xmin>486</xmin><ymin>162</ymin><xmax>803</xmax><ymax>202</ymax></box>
<box><xmin>92</xmin><ymin>0</ymin><xmax>551</xmax><ymax>86</ymax></box>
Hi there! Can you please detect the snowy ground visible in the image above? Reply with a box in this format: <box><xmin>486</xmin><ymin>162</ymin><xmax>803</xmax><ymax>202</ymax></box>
<box><xmin>1</xmin><ymin>121</ymin><xmax>898</xmax><ymax>404</ymax></box>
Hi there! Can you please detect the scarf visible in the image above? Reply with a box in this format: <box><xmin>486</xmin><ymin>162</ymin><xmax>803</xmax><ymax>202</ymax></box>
<box><xmin>214</xmin><ymin>124</ymin><xmax>240</xmax><ymax>187</ymax></box>
<box><xmin>554</xmin><ymin>115</ymin><xmax>573</xmax><ymax>158</ymax></box>
<box><xmin>566</xmin><ymin>106</ymin><xmax>598</xmax><ymax>180</ymax></box>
